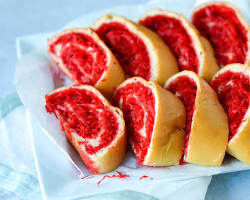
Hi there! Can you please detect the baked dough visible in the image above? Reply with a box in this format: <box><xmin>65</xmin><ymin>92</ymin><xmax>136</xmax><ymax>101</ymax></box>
<box><xmin>45</xmin><ymin>85</ymin><xmax>126</xmax><ymax>174</ymax></box>
<box><xmin>165</xmin><ymin>71</ymin><xmax>228</xmax><ymax>166</ymax></box>
<box><xmin>48</xmin><ymin>28</ymin><xmax>125</xmax><ymax>98</ymax></box>
<box><xmin>93</xmin><ymin>14</ymin><xmax>178</xmax><ymax>86</ymax></box>
<box><xmin>192</xmin><ymin>1</ymin><xmax>250</xmax><ymax>66</ymax></box>
<box><xmin>139</xmin><ymin>9</ymin><xmax>219</xmax><ymax>81</ymax></box>
<box><xmin>211</xmin><ymin>64</ymin><xmax>250</xmax><ymax>165</ymax></box>
<box><xmin>113</xmin><ymin>77</ymin><xmax>185</xmax><ymax>166</ymax></box>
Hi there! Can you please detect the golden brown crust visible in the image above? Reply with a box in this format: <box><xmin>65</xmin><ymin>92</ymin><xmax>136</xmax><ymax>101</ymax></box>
<box><xmin>192</xmin><ymin>1</ymin><xmax>250</xmax><ymax>66</ymax></box>
<box><xmin>212</xmin><ymin>64</ymin><xmax>250</xmax><ymax>165</ymax></box>
<box><xmin>48</xmin><ymin>28</ymin><xmax>125</xmax><ymax>99</ymax></box>
<box><xmin>47</xmin><ymin>85</ymin><xmax>127</xmax><ymax>174</ymax></box>
<box><xmin>199</xmin><ymin>36</ymin><xmax>219</xmax><ymax>81</ymax></box>
<box><xmin>114</xmin><ymin>77</ymin><xmax>186</xmax><ymax>166</ymax></box>
<box><xmin>95</xmin><ymin>56</ymin><xmax>125</xmax><ymax>100</ymax></box>
<box><xmin>139</xmin><ymin>9</ymin><xmax>220</xmax><ymax>81</ymax></box>
<box><xmin>228</xmin><ymin>120</ymin><xmax>250</xmax><ymax>165</ymax></box>
<box><xmin>145</xmin><ymin>81</ymin><xmax>186</xmax><ymax>166</ymax></box>
<box><xmin>93</xmin><ymin>14</ymin><xmax>179</xmax><ymax>86</ymax></box>
<box><xmin>165</xmin><ymin>71</ymin><xmax>229</xmax><ymax>166</ymax></box>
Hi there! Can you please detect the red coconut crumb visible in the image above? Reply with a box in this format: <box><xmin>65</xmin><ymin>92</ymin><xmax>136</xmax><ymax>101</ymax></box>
<box><xmin>166</xmin><ymin>76</ymin><xmax>197</xmax><ymax>164</ymax></box>
<box><xmin>49</xmin><ymin>32</ymin><xmax>107</xmax><ymax>85</ymax></box>
<box><xmin>140</xmin><ymin>15</ymin><xmax>199</xmax><ymax>73</ymax></box>
<box><xmin>211</xmin><ymin>71</ymin><xmax>249</xmax><ymax>140</ymax></box>
<box><xmin>95</xmin><ymin>22</ymin><xmax>151</xmax><ymax>80</ymax></box>
<box><xmin>113</xmin><ymin>81</ymin><xmax>155</xmax><ymax>164</ymax></box>
<box><xmin>192</xmin><ymin>5</ymin><xmax>248</xmax><ymax>66</ymax></box>
<box><xmin>45</xmin><ymin>87</ymin><xmax>119</xmax><ymax>155</ymax></box>
<box><xmin>97</xmin><ymin>171</ymin><xmax>129</xmax><ymax>186</ymax></box>
<box><xmin>139</xmin><ymin>175</ymin><xmax>154</xmax><ymax>180</ymax></box>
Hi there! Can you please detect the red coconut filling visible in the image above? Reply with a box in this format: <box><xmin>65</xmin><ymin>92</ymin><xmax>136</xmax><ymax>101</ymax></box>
<box><xmin>49</xmin><ymin>32</ymin><xmax>107</xmax><ymax>85</ymax></box>
<box><xmin>167</xmin><ymin>76</ymin><xmax>197</xmax><ymax>162</ymax></box>
<box><xmin>192</xmin><ymin>5</ymin><xmax>248</xmax><ymax>66</ymax></box>
<box><xmin>211</xmin><ymin>71</ymin><xmax>249</xmax><ymax>140</ymax></box>
<box><xmin>113</xmin><ymin>81</ymin><xmax>155</xmax><ymax>164</ymax></box>
<box><xmin>140</xmin><ymin>15</ymin><xmax>199</xmax><ymax>73</ymax></box>
<box><xmin>95</xmin><ymin>22</ymin><xmax>151</xmax><ymax>80</ymax></box>
<box><xmin>45</xmin><ymin>87</ymin><xmax>119</xmax><ymax>155</ymax></box>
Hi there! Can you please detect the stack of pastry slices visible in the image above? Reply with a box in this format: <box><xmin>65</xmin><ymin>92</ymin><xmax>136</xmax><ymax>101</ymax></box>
<box><xmin>45</xmin><ymin>1</ymin><xmax>250</xmax><ymax>174</ymax></box>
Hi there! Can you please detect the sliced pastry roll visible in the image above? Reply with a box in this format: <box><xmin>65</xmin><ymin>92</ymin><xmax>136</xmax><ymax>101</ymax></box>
<box><xmin>192</xmin><ymin>2</ymin><xmax>250</xmax><ymax>66</ymax></box>
<box><xmin>93</xmin><ymin>14</ymin><xmax>178</xmax><ymax>85</ymax></box>
<box><xmin>45</xmin><ymin>85</ymin><xmax>126</xmax><ymax>174</ymax></box>
<box><xmin>139</xmin><ymin>9</ymin><xmax>219</xmax><ymax>81</ymax></box>
<box><xmin>113</xmin><ymin>77</ymin><xmax>186</xmax><ymax>166</ymax></box>
<box><xmin>48</xmin><ymin>28</ymin><xmax>125</xmax><ymax>98</ymax></box>
<box><xmin>211</xmin><ymin>64</ymin><xmax>250</xmax><ymax>165</ymax></box>
<box><xmin>165</xmin><ymin>71</ymin><xmax>228</xmax><ymax>166</ymax></box>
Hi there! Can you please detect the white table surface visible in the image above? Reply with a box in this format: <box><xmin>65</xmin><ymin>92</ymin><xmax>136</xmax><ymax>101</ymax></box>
<box><xmin>1</xmin><ymin>0</ymin><xmax>250</xmax><ymax>199</ymax></box>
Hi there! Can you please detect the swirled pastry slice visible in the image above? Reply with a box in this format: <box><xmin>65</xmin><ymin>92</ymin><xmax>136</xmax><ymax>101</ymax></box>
<box><xmin>93</xmin><ymin>14</ymin><xmax>178</xmax><ymax>85</ymax></box>
<box><xmin>192</xmin><ymin>2</ymin><xmax>250</xmax><ymax>66</ymax></box>
<box><xmin>48</xmin><ymin>28</ymin><xmax>125</xmax><ymax>98</ymax></box>
<box><xmin>165</xmin><ymin>71</ymin><xmax>228</xmax><ymax>166</ymax></box>
<box><xmin>45</xmin><ymin>85</ymin><xmax>126</xmax><ymax>174</ymax></box>
<box><xmin>139</xmin><ymin>9</ymin><xmax>219</xmax><ymax>81</ymax></box>
<box><xmin>113</xmin><ymin>77</ymin><xmax>185</xmax><ymax>166</ymax></box>
<box><xmin>211</xmin><ymin>64</ymin><xmax>250</xmax><ymax>165</ymax></box>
